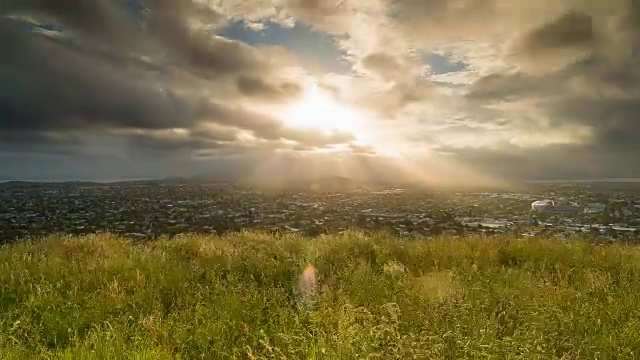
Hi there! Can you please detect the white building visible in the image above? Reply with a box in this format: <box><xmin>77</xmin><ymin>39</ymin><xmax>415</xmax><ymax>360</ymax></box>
<box><xmin>532</xmin><ymin>200</ymin><xmax>554</xmax><ymax>213</ymax></box>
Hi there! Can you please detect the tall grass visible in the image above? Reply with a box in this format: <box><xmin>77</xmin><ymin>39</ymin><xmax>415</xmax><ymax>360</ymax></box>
<box><xmin>1</xmin><ymin>231</ymin><xmax>639</xmax><ymax>359</ymax></box>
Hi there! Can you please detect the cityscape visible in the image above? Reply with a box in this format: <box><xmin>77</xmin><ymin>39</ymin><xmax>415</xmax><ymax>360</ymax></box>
<box><xmin>3</xmin><ymin>179</ymin><xmax>640</xmax><ymax>243</ymax></box>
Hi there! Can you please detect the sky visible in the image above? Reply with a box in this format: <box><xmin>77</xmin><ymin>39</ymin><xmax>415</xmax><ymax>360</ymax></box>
<box><xmin>1</xmin><ymin>0</ymin><xmax>640</xmax><ymax>186</ymax></box>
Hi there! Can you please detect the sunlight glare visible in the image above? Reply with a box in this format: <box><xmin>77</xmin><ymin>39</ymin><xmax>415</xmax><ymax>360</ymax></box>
<box><xmin>285</xmin><ymin>85</ymin><xmax>366</xmax><ymax>136</ymax></box>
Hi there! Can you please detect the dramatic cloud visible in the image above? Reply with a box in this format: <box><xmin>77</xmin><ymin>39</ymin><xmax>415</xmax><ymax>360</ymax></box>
<box><xmin>1</xmin><ymin>0</ymin><xmax>640</xmax><ymax>183</ymax></box>
<box><xmin>509</xmin><ymin>11</ymin><xmax>598</xmax><ymax>73</ymax></box>
<box><xmin>0</xmin><ymin>23</ymin><xmax>195</xmax><ymax>132</ymax></box>
<box><xmin>0</xmin><ymin>0</ymin><xmax>137</xmax><ymax>47</ymax></box>
<box><xmin>521</xmin><ymin>11</ymin><xmax>596</xmax><ymax>51</ymax></box>
<box><xmin>236</xmin><ymin>75</ymin><xmax>303</xmax><ymax>102</ymax></box>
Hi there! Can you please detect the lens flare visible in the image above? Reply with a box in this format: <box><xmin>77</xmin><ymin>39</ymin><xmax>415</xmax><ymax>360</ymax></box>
<box><xmin>298</xmin><ymin>264</ymin><xmax>317</xmax><ymax>298</ymax></box>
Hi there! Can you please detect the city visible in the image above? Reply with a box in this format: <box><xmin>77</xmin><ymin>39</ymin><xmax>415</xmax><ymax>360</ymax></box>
<box><xmin>2</xmin><ymin>179</ymin><xmax>640</xmax><ymax>243</ymax></box>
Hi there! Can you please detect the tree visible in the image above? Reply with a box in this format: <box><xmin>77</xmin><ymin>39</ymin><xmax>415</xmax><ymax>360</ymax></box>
<box><xmin>304</xmin><ymin>226</ymin><xmax>325</xmax><ymax>237</ymax></box>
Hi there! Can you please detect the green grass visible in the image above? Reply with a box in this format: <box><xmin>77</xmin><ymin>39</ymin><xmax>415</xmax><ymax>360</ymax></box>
<box><xmin>1</xmin><ymin>231</ymin><xmax>640</xmax><ymax>359</ymax></box>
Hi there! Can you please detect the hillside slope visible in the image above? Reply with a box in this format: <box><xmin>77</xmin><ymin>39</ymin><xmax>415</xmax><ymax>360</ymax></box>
<box><xmin>1</xmin><ymin>232</ymin><xmax>639</xmax><ymax>359</ymax></box>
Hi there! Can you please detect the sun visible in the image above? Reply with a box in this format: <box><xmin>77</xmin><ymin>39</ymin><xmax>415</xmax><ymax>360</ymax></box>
<box><xmin>284</xmin><ymin>86</ymin><xmax>366</xmax><ymax>135</ymax></box>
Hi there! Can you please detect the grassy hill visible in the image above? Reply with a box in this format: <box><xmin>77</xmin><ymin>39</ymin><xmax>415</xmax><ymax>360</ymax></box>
<box><xmin>1</xmin><ymin>231</ymin><xmax>639</xmax><ymax>359</ymax></box>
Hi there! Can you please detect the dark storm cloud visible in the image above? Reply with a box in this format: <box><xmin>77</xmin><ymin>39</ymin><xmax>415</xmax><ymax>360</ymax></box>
<box><xmin>506</xmin><ymin>10</ymin><xmax>601</xmax><ymax>73</ymax></box>
<box><xmin>145</xmin><ymin>2</ymin><xmax>265</xmax><ymax>76</ymax></box>
<box><xmin>0</xmin><ymin>24</ymin><xmax>197</xmax><ymax>131</ymax></box>
<box><xmin>360</xmin><ymin>52</ymin><xmax>403</xmax><ymax>78</ymax></box>
<box><xmin>459</xmin><ymin>3</ymin><xmax>640</xmax><ymax>179</ymax></box>
<box><xmin>437</xmin><ymin>143</ymin><xmax>640</xmax><ymax>181</ymax></box>
<box><xmin>519</xmin><ymin>11</ymin><xmax>596</xmax><ymax>52</ymax></box>
<box><xmin>614</xmin><ymin>0</ymin><xmax>640</xmax><ymax>38</ymax></box>
<box><xmin>467</xmin><ymin>72</ymin><xmax>554</xmax><ymax>101</ymax></box>
<box><xmin>0</xmin><ymin>0</ymin><xmax>137</xmax><ymax>47</ymax></box>
<box><xmin>0</xmin><ymin>0</ymin><xmax>270</xmax><ymax>77</ymax></box>
<box><xmin>550</xmin><ymin>96</ymin><xmax>640</xmax><ymax>147</ymax></box>
<box><xmin>283</xmin><ymin>0</ymin><xmax>344</xmax><ymax>27</ymax></box>
<box><xmin>470</xmin><ymin>2</ymin><xmax>640</xmax><ymax>123</ymax></box>
<box><xmin>469</xmin><ymin>52</ymin><xmax>640</xmax><ymax>150</ymax></box>
<box><xmin>0</xmin><ymin>0</ymin><xmax>340</xmax><ymax>160</ymax></box>
<box><xmin>0</xmin><ymin>131</ymin><xmax>85</xmax><ymax>156</ymax></box>
<box><xmin>125</xmin><ymin>132</ymin><xmax>228</xmax><ymax>153</ymax></box>
<box><xmin>122</xmin><ymin>124</ymin><xmax>244</xmax><ymax>154</ymax></box>
<box><xmin>0</xmin><ymin>131</ymin><xmax>80</xmax><ymax>145</ymax></box>
<box><xmin>236</xmin><ymin>75</ymin><xmax>303</xmax><ymax>102</ymax></box>
<box><xmin>0</xmin><ymin>23</ymin><xmax>343</xmax><ymax>147</ymax></box>
<box><xmin>0</xmin><ymin>23</ymin><xmax>306</xmax><ymax>140</ymax></box>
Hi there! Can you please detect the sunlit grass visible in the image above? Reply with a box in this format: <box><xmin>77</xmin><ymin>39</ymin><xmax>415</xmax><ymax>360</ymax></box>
<box><xmin>1</xmin><ymin>231</ymin><xmax>640</xmax><ymax>359</ymax></box>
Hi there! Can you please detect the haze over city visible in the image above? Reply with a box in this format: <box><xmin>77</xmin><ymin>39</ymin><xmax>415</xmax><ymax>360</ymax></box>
<box><xmin>2</xmin><ymin>0</ymin><xmax>640</xmax><ymax>185</ymax></box>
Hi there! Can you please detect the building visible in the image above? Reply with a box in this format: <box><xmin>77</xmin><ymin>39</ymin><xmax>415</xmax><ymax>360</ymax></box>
<box><xmin>532</xmin><ymin>200</ymin><xmax>554</xmax><ymax>213</ymax></box>
<box><xmin>584</xmin><ymin>203</ymin><xmax>606</xmax><ymax>214</ymax></box>
<box><xmin>546</xmin><ymin>205</ymin><xmax>583</xmax><ymax>215</ymax></box>
<box><xmin>532</xmin><ymin>200</ymin><xmax>583</xmax><ymax>214</ymax></box>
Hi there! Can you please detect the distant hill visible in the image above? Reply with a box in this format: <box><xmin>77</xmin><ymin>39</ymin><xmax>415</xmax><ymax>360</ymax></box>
<box><xmin>0</xmin><ymin>181</ymin><xmax>36</xmax><ymax>187</ymax></box>
<box><xmin>239</xmin><ymin>175</ymin><xmax>405</xmax><ymax>192</ymax></box>
<box><xmin>0</xmin><ymin>176</ymin><xmax>516</xmax><ymax>192</ymax></box>
<box><xmin>0</xmin><ymin>180</ymin><xmax>102</xmax><ymax>188</ymax></box>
